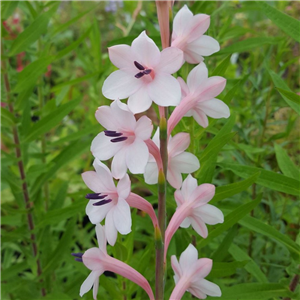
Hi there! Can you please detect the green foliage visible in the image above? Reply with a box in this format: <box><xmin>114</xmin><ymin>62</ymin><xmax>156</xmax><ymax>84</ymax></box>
<box><xmin>1</xmin><ymin>1</ymin><xmax>299</xmax><ymax>300</ymax></box>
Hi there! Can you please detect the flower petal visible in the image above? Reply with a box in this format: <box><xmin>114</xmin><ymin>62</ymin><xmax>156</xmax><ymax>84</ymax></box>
<box><xmin>195</xmin><ymin>76</ymin><xmax>226</xmax><ymax>102</ymax></box>
<box><xmin>171</xmin><ymin>255</ymin><xmax>182</xmax><ymax>281</ymax></box>
<box><xmin>193</xmin><ymin>279</ymin><xmax>221</xmax><ymax>297</ymax></box>
<box><xmin>172</xmin><ymin>5</ymin><xmax>193</xmax><ymax>38</ymax></box>
<box><xmin>105</xmin><ymin>210</ymin><xmax>118</xmax><ymax>246</ymax></box>
<box><xmin>168</xmin><ymin>132</ymin><xmax>190</xmax><ymax>157</ymax></box>
<box><xmin>174</xmin><ymin>189</ymin><xmax>185</xmax><ymax>206</ymax></box>
<box><xmin>131</xmin><ymin>31</ymin><xmax>160</xmax><ymax>67</ymax></box>
<box><xmin>187</xmin><ymin>63</ymin><xmax>208</xmax><ymax>93</ymax></box>
<box><xmin>189</xmin><ymin>183</ymin><xmax>215</xmax><ymax>206</ymax></box>
<box><xmin>86</xmin><ymin>200</ymin><xmax>114</xmax><ymax>224</ymax></box>
<box><xmin>181</xmin><ymin>174</ymin><xmax>198</xmax><ymax>200</ymax></box>
<box><xmin>156</xmin><ymin>47</ymin><xmax>183</xmax><ymax>74</ymax></box>
<box><xmin>177</xmin><ymin>77</ymin><xmax>190</xmax><ymax>99</ymax></box>
<box><xmin>188</xmin><ymin>285</ymin><xmax>207</xmax><ymax>299</ymax></box>
<box><xmin>95</xmin><ymin>224</ymin><xmax>107</xmax><ymax>254</ymax></box>
<box><xmin>95</xmin><ymin>105</ymin><xmax>119</xmax><ymax>130</ymax></box>
<box><xmin>108</xmin><ymin>44</ymin><xmax>135</xmax><ymax>69</ymax></box>
<box><xmin>179</xmin><ymin>244</ymin><xmax>198</xmax><ymax>274</ymax></box>
<box><xmin>92</xmin><ymin>275</ymin><xmax>100</xmax><ymax>300</ymax></box>
<box><xmin>191</xmin><ymin>216</ymin><xmax>208</xmax><ymax>238</ymax></box>
<box><xmin>170</xmin><ymin>152</ymin><xmax>200</xmax><ymax>174</ymax></box>
<box><xmin>147</xmin><ymin>73</ymin><xmax>181</xmax><ymax>107</ymax></box>
<box><xmin>111</xmin><ymin>149</ymin><xmax>128</xmax><ymax>179</ymax></box>
<box><xmin>186</xmin><ymin>14</ymin><xmax>210</xmax><ymax>43</ymax></box>
<box><xmin>192</xmin><ymin>108</ymin><xmax>209</xmax><ymax>128</ymax></box>
<box><xmin>183</xmin><ymin>48</ymin><xmax>204</xmax><ymax>64</ymax></box>
<box><xmin>93</xmin><ymin>159</ymin><xmax>116</xmax><ymax>191</ymax></box>
<box><xmin>194</xmin><ymin>204</ymin><xmax>224</xmax><ymax>225</ymax></box>
<box><xmin>144</xmin><ymin>161</ymin><xmax>159</xmax><ymax>184</ymax></box>
<box><xmin>128</xmin><ymin>86</ymin><xmax>153</xmax><ymax>114</ymax></box>
<box><xmin>102</xmin><ymin>70</ymin><xmax>142</xmax><ymax>100</ymax></box>
<box><xmin>111</xmin><ymin>100</ymin><xmax>136</xmax><ymax>131</ymax></box>
<box><xmin>126</xmin><ymin>139</ymin><xmax>149</xmax><ymax>174</ymax></box>
<box><xmin>82</xmin><ymin>248</ymin><xmax>105</xmax><ymax>270</ymax></box>
<box><xmin>80</xmin><ymin>270</ymin><xmax>103</xmax><ymax>297</ymax></box>
<box><xmin>117</xmin><ymin>174</ymin><xmax>131</xmax><ymax>199</ymax></box>
<box><xmin>188</xmin><ymin>35</ymin><xmax>220</xmax><ymax>57</ymax></box>
<box><xmin>198</xmin><ymin>98</ymin><xmax>230</xmax><ymax>119</ymax></box>
<box><xmin>167</xmin><ymin>165</ymin><xmax>183</xmax><ymax>189</ymax></box>
<box><xmin>113</xmin><ymin>197</ymin><xmax>132</xmax><ymax>234</ymax></box>
<box><xmin>135</xmin><ymin>115</ymin><xmax>153</xmax><ymax>140</ymax></box>
<box><xmin>180</xmin><ymin>216</ymin><xmax>192</xmax><ymax>228</ymax></box>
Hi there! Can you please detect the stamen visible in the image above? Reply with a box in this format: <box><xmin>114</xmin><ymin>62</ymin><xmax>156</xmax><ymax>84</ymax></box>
<box><xmin>104</xmin><ymin>130</ymin><xmax>116</xmax><ymax>134</ymax></box>
<box><xmin>105</xmin><ymin>131</ymin><xmax>123</xmax><ymax>137</ymax></box>
<box><xmin>93</xmin><ymin>199</ymin><xmax>113</xmax><ymax>206</ymax></box>
<box><xmin>71</xmin><ymin>253</ymin><xmax>83</xmax><ymax>258</ymax></box>
<box><xmin>75</xmin><ymin>258</ymin><xmax>83</xmax><ymax>262</ymax></box>
<box><xmin>143</xmin><ymin>69</ymin><xmax>151</xmax><ymax>75</ymax></box>
<box><xmin>110</xmin><ymin>137</ymin><xmax>128</xmax><ymax>143</ymax></box>
<box><xmin>85</xmin><ymin>193</ymin><xmax>107</xmax><ymax>200</ymax></box>
<box><xmin>135</xmin><ymin>72</ymin><xmax>144</xmax><ymax>79</ymax></box>
<box><xmin>134</xmin><ymin>61</ymin><xmax>145</xmax><ymax>70</ymax></box>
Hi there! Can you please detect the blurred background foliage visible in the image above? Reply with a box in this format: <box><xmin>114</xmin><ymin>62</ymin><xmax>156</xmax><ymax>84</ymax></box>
<box><xmin>1</xmin><ymin>1</ymin><xmax>299</xmax><ymax>300</ymax></box>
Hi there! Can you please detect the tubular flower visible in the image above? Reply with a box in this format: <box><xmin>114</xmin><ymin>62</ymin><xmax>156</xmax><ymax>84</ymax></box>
<box><xmin>165</xmin><ymin>175</ymin><xmax>224</xmax><ymax>257</ymax></box>
<box><xmin>91</xmin><ymin>99</ymin><xmax>153</xmax><ymax>179</ymax></box>
<box><xmin>144</xmin><ymin>130</ymin><xmax>199</xmax><ymax>189</ymax></box>
<box><xmin>171</xmin><ymin>5</ymin><xmax>220</xmax><ymax>64</ymax></box>
<box><xmin>102</xmin><ymin>31</ymin><xmax>184</xmax><ymax>114</ymax></box>
<box><xmin>78</xmin><ymin>224</ymin><xmax>155</xmax><ymax>300</ymax></box>
<box><xmin>170</xmin><ymin>244</ymin><xmax>221</xmax><ymax>300</ymax></box>
<box><xmin>168</xmin><ymin>63</ymin><xmax>229</xmax><ymax>134</ymax></box>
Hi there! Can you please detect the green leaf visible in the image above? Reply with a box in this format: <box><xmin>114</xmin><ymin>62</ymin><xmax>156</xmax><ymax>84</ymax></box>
<box><xmin>218</xmin><ymin>162</ymin><xmax>300</xmax><ymax>196</ymax></box>
<box><xmin>23</xmin><ymin>97</ymin><xmax>81</xmax><ymax>143</ymax></box>
<box><xmin>13</xmin><ymin>57</ymin><xmax>54</xmax><ymax>93</ymax></box>
<box><xmin>258</xmin><ymin>1</ymin><xmax>300</xmax><ymax>43</ymax></box>
<box><xmin>277</xmin><ymin>87</ymin><xmax>300</xmax><ymax>105</ymax></box>
<box><xmin>1</xmin><ymin>1</ymin><xmax>19</xmax><ymax>20</ymax></box>
<box><xmin>275</xmin><ymin>144</ymin><xmax>300</xmax><ymax>180</ymax></box>
<box><xmin>198</xmin><ymin>195</ymin><xmax>262</xmax><ymax>249</ymax></box>
<box><xmin>217</xmin><ymin>37</ymin><xmax>279</xmax><ymax>55</ymax></box>
<box><xmin>212</xmin><ymin>172</ymin><xmax>260</xmax><ymax>204</ymax></box>
<box><xmin>228</xmin><ymin>244</ymin><xmax>268</xmax><ymax>283</ymax></box>
<box><xmin>208</xmin><ymin>260</ymin><xmax>248</xmax><ymax>278</ymax></box>
<box><xmin>239</xmin><ymin>215</ymin><xmax>300</xmax><ymax>257</ymax></box>
<box><xmin>268</xmin><ymin>69</ymin><xmax>300</xmax><ymax>115</ymax></box>
<box><xmin>212</xmin><ymin>55</ymin><xmax>231</xmax><ymax>76</ymax></box>
<box><xmin>9</xmin><ymin>3</ymin><xmax>58</xmax><ymax>56</ymax></box>
<box><xmin>215</xmin><ymin>283</ymin><xmax>295</xmax><ymax>299</ymax></box>
<box><xmin>2</xmin><ymin>261</ymin><xmax>28</xmax><ymax>281</ymax></box>
<box><xmin>1</xmin><ymin>107</ymin><xmax>16</xmax><ymax>127</ymax></box>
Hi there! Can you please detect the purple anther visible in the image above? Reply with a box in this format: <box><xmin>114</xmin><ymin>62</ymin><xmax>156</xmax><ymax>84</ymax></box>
<box><xmin>143</xmin><ymin>69</ymin><xmax>152</xmax><ymax>75</ymax></box>
<box><xmin>104</xmin><ymin>130</ymin><xmax>116</xmax><ymax>134</ymax></box>
<box><xmin>75</xmin><ymin>258</ymin><xmax>83</xmax><ymax>262</ymax></box>
<box><xmin>85</xmin><ymin>193</ymin><xmax>107</xmax><ymax>200</ymax></box>
<box><xmin>135</xmin><ymin>72</ymin><xmax>144</xmax><ymax>79</ymax></box>
<box><xmin>105</xmin><ymin>131</ymin><xmax>123</xmax><ymax>137</ymax></box>
<box><xmin>110</xmin><ymin>136</ymin><xmax>128</xmax><ymax>143</ymax></box>
<box><xmin>71</xmin><ymin>252</ymin><xmax>83</xmax><ymax>258</ymax></box>
<box><xmin>134</xmin><ymin>61</ymin><xmax>145</xmax><ymax>70</ymax></box>
<box><xmin>93</xmin><ymin>199</ymin><xmax>113</xmax><ymax>206</ymax></box>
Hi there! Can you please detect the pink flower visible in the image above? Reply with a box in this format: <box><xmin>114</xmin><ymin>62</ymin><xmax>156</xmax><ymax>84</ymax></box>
<box><xmin>77</xmin><ymin>224</ymin><xmax>155</xmax><ymax>300</ymax></box>
<box><xmin>171</xmin><ymin>5</ymin><xmax>220</xmax><ymax>64</ymax></box>
<box><xmin>165</xmin><ymin>175</ymin><xmax>223</xmax><ymax>257</ymax></box>
<box><xmin>144</xmin><ymin>130</ymin><xmax>199</xmax><ymax>189</ymax></box>
<box><xmin>102</xmin><ymin>31</ymin><xmax>184</xmax><ymax>113</ymax></box>
<box><xmin>168</xmin><ymin>63</ymin><xmax>229</xmax><ymax>134</ymax></box>
<box><xmin>91</xmin><ymin>100</ymin><xmax>153</xmax><ymax>179</ymax></box>
<box><xmin>170</xmin><ymin>244</ymin><xmax>221</xmax><ymax>299</ymax></box>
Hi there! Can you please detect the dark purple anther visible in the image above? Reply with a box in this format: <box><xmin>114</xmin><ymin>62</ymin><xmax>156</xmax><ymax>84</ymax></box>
<box><xmin>75</xmin><ymin>258</ymin><xmax>83</xmax><ymax>262</ymax></box>
<box><xmin>143</xmin><ymin>69</ymin><xmax>151</xmax><ymax>75</ymax></box>
<box><xmin>71</xmin><ymin>253</ymin><xmax>83</xmax><ymax>262</ymax></box>
<box><xmin>135</xmin><ymin>72</ymin><xmax>144</xmax><ymax>79</ymax></box>
<box><xmin>134</xmin><ymin>61</ymin><xmax>145</xmax><ymax>70</ymax></box>
<box><xmin>104</xmin><ymin>130</ymin><xmax>116</xmax><ymax>134</ymax></box>
<box><xmin>110</xmin><ymin>136</ymin><xmax>128</xmax><ymax>143</ymax></box>
<box><xmin>105</xmin><ymin>132</ymin><xmax>123</xmax><ymax>137</ymax></box>
<box><xmin>85</xmin><ymin>193</ymin><xmax>107</xmax><ymax>200</ymax></box>
<box><xmin>93</xmin><ymin>199</ymin><xmax>113</xmax><ymax>206</ymax></box>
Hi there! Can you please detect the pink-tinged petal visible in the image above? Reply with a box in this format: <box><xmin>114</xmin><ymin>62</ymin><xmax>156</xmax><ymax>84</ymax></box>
<box><xmin>194</xmin><ymin>204</ymin><xmax>224</xmax><ymax>225</ymax></box>
<box><xmin>144</xmin><ymin>161</ymin><xmax>159</xmax><ymax>185</ymax></box>
<box><xmin>128</xmin><ymin>86</ymin><xmax>153</xmax><ymax>114</ymax></box>
<box><xmin>169</xmin><ymin>276</ymin><xmax>190</xmax><ymax>300</ymax></box>
<box><xmin>184</xmin><ymin>48</ymin><xmax>204</xmax><ymax>64</ymax></box>
<box><xmin>131</xmin><ymin>31</ymin><xmax>160</xmax><ymax>68</ymax></box>
<box><xmin>147</xmin><ymin>73</ymin><xmax>181</xmax><ymax>107</ymax></box>
<box><xmin>93</xmin><ymin>159</ymin><xmax>116</xmax><ymax>191</ymax></box>
<box><xmin>152</xmin><ymin>128</ymin><xmax>160</xmax><ymax>147</ymax></box>
<box><xmin>95</xmin><ymin>105</ymin><xmax>119</xmax><ymax>130</ymax></box>
<box><xmin>189</xmin><ymin>183</ymin><xmax>215</xmax><ymax>206</ymax></box>
<box><xmin>188</xmin><ymin>285</ymin><xmax>207</xmax><ymax>299</ymax></box>
<box><xmin>193</xmin><ymin>279</ymin><xmax>221</xmax><ymax>297</ymax></box>
<box><xmin>174</xmin><ymin>189</ymin><xmax>185</xmax><ymax>206</ymax></box>
<box><xmin>135</xmin><ymin>115</ymin><xmax>153</xmax><ymax>140</ymax></box>
<box><xmin>179</xmin><ymin>244</ymin><xmax>199</xmax><ymax>273</ymax></box>
<box><xmin>191</xmin><ymin>258</ymin><xmax>213</xmax><ymax>279</ymax></box>
<box><xmin>102</xmin><ymin>70</ymin><xmax>142</xmax><ymax>100</ymax></box>
<box><xmin>195</xmin><ymin>76</ymin><xmax>226</xmax><ymax>102</ymax></box>
<box><xmin>168</xmin><ymin>132</ymin><xmax>190</xmax><ymax>157</ymax></box>
<box><xmin>82</xmin><ymin>248</ymin><xmax>105</xmax><ymax>270</ymax></box>
<box><xmin>105</xmin><ymin>210</ymin><xmax>118</xmax><ymax>246</ymax></box>
<box><xmin>171</xmin><ymin>255</ymin><xmax>182</xmax><ymax>280</ymax></box>
<box><xmin>95</xmin><ymin>224</ymin><xmax>107</xmax><ymax>254</ymax></box>
<box><xmin>126</xmin><ymin>139</ymin><xmax>149</xmax><ymax>174</ymax></box>
<box><xmin>191</xmin><ymin>216</ymin><xmax>208</xmax><ymax>238</ymax></box>
<box><xmin>111</xmin><ymin>100</ymin><xmax>136</xmax><ymax>131</ymax></box>
<box><xmin>117</xmin><ymin>174</ymin><xmax>131</xmax><ymax>199</ymax></box>
<box><xmin>180</xmin><ymin>216</ymin><xmax>192</xmax><ymax>228</ymax></box>
<box><xmin>192</xmin><ymin>108</ymin><xmax>209</xmax><ymax>128</ymax></box>
<box><xmin>177</xmin><ymin>77</ymin><xmax>190</xmax><ymax>98</ymax></box>
<box><xmin>186</xmin><ymin>14</ymin><xmax>210</xmax><ymax>43</ymax></box>
<box><xmin>91</xmin><ymin>132</ymin><xmax>123</xmax><ymax>160</ymax></box>
<box><xmin>111</xmin><ymin>149</ymin><xmax>128</xmax><ymax>179</ymax></box>
<box><xmin>156</xmin><ymin>47</ymin><xmax>184</xmax><ymax>74</ymax></box>
<box><xmin>86</xmin><ymin>200</ymin><xmax>114</xmax><ymax>224</ymax></box>
<box><xmin>187</xmin><ymin>63</ymin><xmax>208</xmax><ymax>93</ymax></box>
<box><xmin>167</xmin><ymin>166</ymin><xmax>183</xmax><ymax>189</ymax></box>
<box><xmin>145</xmin><ymin>139</ymin><xmax>163</xmax><ymax>170</ymax></box>
<box><xmin>82</xmin><ymin>171</ymin><xmax>103</xmax><ymax>193</ymax></box>
<box><xmin>127</xmin><ymin>193</ymin><xmax>159</xmax><ymax>228</ymax></box>
<box><xmin>181</xmin><ymin>174</ymin><xmax>198</xmax><ymax>200</ymax></box>
<box><xmin>172</xmin><ymin>5</ymin><xmax>193</xmax><ymax>38</ymax></box>
<box><xmin>170</xmin><ymin>152</ymin><xmax>200</xmax><ymax>174</ymax></box>
<box><xmin>92</xmin><ymin>275</ymin><xmax>99</xmax><ymax>300</ymax></box>
<box><xmin>104</xmin><ymin>256</ymin><xmax>155</xmax><ymax>300</ymax></box>
<box><xmin>188</xmin><ymin>35</ymin><xmax>220</xmax><ymax>57</ymax></box>
<box><xmin>80</xmin><ymin>270</ymin><xmax>103</xmax><ymax>298</ymax></box>
<box><xmin>113</xmin><ymin>197</ymin><xmax>132</xmax><ymax>235</ymax></box>
<box><xmin>108</xmin><ymin>44</ymin><xmax>134</xmax><ymax>69</ymax></box>
<box><xmin>198</xmin><ymin>98</ymin><xmax>230</xmax><ymax>119</ymax></box>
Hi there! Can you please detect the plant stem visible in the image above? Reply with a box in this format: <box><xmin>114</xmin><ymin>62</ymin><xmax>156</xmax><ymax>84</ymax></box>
<box><xmin>2</xmin><ymin>56</ymin><xmax>46</xmax><ymax>297</ymax></box>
